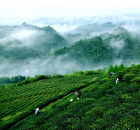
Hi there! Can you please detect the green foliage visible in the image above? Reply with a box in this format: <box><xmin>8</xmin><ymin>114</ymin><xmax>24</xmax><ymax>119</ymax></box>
<box><xmin>0</xmin><ymin>75</ymin><xmax>27</xmax><ymax>83</ymax></box>
<box><xmin>1</xmin><ymin>64</ymin><xmax>140</xmax><ymax>130</ymax></box>
<box><xmin>131</xmin><ymin>77</ymin><xmax>140</xmax><ymax>82</ymax></box>
<box><xmin>0</xmin><ymin>46</ymin><xmax>42</xmax><ymax>61</ymax></box>
<box><xmin>123</xmin><ymin>74</ymin><xmax>136</xmax><ymax>83</ymax></box>
<box><xmin>99</xmin><ymin>77</ymin><xmax>108</xmax><ymax>85</ymax></box>
<box><xmin>68</xmin><ymin>69</ymin><xmax>103</xmax><ymax>77</ymax></box>
<box><xmin>0</xmin><ymin>74</ymin><xmax>98</xmax><ymax>130</ymax></box>
<box><xmin>17</xmin><ymin>74</ymin><xmax>64</xmax><ymax>86</ymax></box>
<box><xmin>108</xmin><ymin>63</ymin><xmax>126</xmax><ymax>73</ymax></box>
<box><xmin>54</xmin><ymin>37</ymin><xmax>112</xmax><ymax>63</ymax></box>
<box><xmin>108</xmin><ymin>64</ymin><xmax>114</xmax><ymax>72</ymax></box>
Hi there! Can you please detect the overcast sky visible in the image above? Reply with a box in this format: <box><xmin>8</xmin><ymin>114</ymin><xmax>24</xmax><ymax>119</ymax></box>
<box><xmin>1</xmin><ymin>0</ymin><xmax>140</xmax><ymax>9</ymax></box>
<box><xmin>0</xmin><ymin>0</ymin><xmax>140</xmax><ymax>26</ymax></box>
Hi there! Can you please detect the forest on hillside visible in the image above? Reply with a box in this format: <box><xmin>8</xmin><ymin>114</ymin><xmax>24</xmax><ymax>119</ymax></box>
<box><xmin>0</xmin><ymin>22</ymin><xmax>140</xmax><ymax>77</ymax></box>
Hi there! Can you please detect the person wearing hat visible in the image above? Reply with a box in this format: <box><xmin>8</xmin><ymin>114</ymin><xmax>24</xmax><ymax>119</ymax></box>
<box><xmin>35</xmin><ymin>108</ymin><xmax>40</xmax><ymax>116</ymax></box>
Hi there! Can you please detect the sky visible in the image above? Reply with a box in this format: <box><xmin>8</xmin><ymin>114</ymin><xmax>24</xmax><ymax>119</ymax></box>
<box><xmin>0</xmin><ymin>0</ymin><xmax>140</xmax><ymax>26</ymax></box>
<box><xmin>1</xmin><ymin>0</ymin><xmax>140</xmax><ymax>9</ymax></box>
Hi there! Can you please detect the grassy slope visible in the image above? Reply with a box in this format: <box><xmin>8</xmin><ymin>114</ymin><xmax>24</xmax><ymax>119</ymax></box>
<box><xmin>1</xmin><ymin>65</ymin><xmax>140</xmax><ymax>130</ymax></box>
<box><xmin>0</xmin><ymin>74</ymin><xmax>100</xmax><ymax>130</ymax></box>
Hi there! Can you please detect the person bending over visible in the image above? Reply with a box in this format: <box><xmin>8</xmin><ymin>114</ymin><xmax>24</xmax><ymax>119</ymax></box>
<box><xmin>77</xmin><ymin>92</ymin><xmax>81</xmax><ymax>99</ymax></box>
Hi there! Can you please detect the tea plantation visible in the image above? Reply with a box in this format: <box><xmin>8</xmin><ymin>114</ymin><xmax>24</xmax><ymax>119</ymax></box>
<box><xmin>0</xmin><ymin>64</ymin><xmax>140</xmax><ymax>130</ymax></box>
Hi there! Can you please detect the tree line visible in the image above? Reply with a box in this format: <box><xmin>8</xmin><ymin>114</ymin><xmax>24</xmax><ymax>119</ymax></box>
<box><xmin>0</xmin><ymin>75</ymin><xmax>30</xmax><ymax>83</ymax></box>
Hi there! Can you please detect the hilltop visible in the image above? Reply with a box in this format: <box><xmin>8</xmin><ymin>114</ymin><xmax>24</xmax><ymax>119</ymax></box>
<box><xmin>0</xmin><ymin>22</ymin><xmax>140</xmax><ymax>77</ymax></box>
<box><xmin>0</xmin><ymin>23</ymin><xmax>68</xmax><ymax>61</ymax></box>
<box><xmin>0</xmin><ymin>64</ymin><xmax>140</xmax><ymax>129</ymax></box>
<box><xmin>53</xmin><ymin>27</ymin><xmax>140</xmax><ymax>65</ymax></box>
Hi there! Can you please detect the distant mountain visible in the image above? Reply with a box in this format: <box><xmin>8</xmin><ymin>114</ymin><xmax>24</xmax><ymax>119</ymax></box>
<box><xmin>64</xmin><ymin>33</ymin><xmax>91</xmax><ymax>43</ymax></box>
<box><xmin>0</xmin><ymin>45</ymin><xmax>42</xmax><ymax>61</ymax></box>
<box><xmin>100</xmin><ymin>27</ymin><xmax>140</xmax><ymax>60</ymax></box>
<box><xmin>53</xmin><ymin>27</ymin><xmax>140</xmax><ymax>65</ymax></box>
<box><xmin>54</xmin><ymin>37</ymin><xmax>112</xmax><ymax>65</ymax></box>
<box><xmin>74</xmin><ymin>22</ymin><xmax>117</xmax><ymax>34</ymax></box>
<box><xmin>0</xmin><ymin>23</ymin><xmax>68</xmax><ymax>61</ymax></box>
<box><xmin>0</xmin><ymin>23</ymin><xmax>140</xmax><ymax>77</ymax></box>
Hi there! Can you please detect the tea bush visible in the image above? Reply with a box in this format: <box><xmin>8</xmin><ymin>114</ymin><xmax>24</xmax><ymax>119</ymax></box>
<box><xmin>123</xmin><ymin>73</ymin><xmax>136</xmax><ymax>83</ymax></box>
<box><xmin>131</xmin><ymin>77</ymin><xmax>140</xmax><ymax>83</ymax></box>
<box><xmin>1</xmin><ymin>64</ymin><xmax>140</xmax><ymax>130</ymax></box>
<box><xmin>99</xmin><ymin>77</ymin><xmax>108</xmax><ymax>85</ymax></box>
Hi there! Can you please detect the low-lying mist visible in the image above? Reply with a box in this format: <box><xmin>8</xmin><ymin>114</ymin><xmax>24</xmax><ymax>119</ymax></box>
<box><xmin>0</xmin><ymin>10</ymin><xmax>140</xmax><ymax>77</ymax></box>
<box><xmin>1</xmin><ymin>53</ymin><xmax>140</xmax><ymax>77</ymax></box>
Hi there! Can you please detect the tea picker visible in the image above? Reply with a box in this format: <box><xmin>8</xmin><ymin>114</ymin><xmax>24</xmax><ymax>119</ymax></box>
<box><xmin>75</xmin><ymin>89</ymin><xmax>79</xmax><ymax>95</ymax></box>
<box><xmin>109</xmin><ymin>72</ymin><xmax>115</xmax><ymax>77</ymax></box>
<box><xmin>77</xmin><ymin>92</ymin><xmax>81</xmax><ymax>99</ymax></box>
<box><xmin>116</xmin><ymin>74</ymin><xmax>125</xmax><ymax>84</ymax></box>
<box><xmin>35</xmin><ymin>108</ymin><xmax>40</xmax><ymax>116</ymax></box>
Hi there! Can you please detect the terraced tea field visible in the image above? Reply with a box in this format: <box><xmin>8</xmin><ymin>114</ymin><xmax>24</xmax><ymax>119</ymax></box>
<box><xmin>8</xmin><ymin>65</ymin><xmax>140</xmax><ymax>130</ymax></box>
<box><xmin>0</xmin><ymin>74</ymin><xmax>100</xmax><ymax>129</ymax></box>
<box><xmin>1</xmin><ymin>64</ymin><xmax>140</xmax><ymax>130</ymax></box>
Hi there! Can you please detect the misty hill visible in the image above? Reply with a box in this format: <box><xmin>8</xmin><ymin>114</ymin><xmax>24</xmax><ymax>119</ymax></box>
<box><xmin>20</xmin><ymin>22</ymin><xmax>68</xmax><ymax>53</ymax></box>
<box><xmin>0</xmin><ymin>64</ymin><xmax>140</xmax><ymax>129</ymax></box>
<box><xmin>0</xmin><ymin>23</ymin><xmax>140</xmax><ymax>77</ymax></box>
<box><xmin>54</xmin><ymin>37</ymin><xmax>112</xmax><ymax>64</ymax></box>
<box><xmin>100</xmin><ymin>27</ymin><xmax>140</xmax><ymax>61</ymax></box>
<box><xmin>0</xmin><ymin>23</ymin><xmax>68</xmax><ymax>61</ymax></box>
<box><xmin>53</xmin><ymin>27</ymin><xmax>140</xmax><ymax>65</ymax></box>
<box><xmin>64</xmin><ymin>33</ymin><xmax>91</xmax><ymax>44</ymax></box>
<box><xmin>0</xmin><ymin>44</ymin><xmax>42</xmax><ymax>61</ymax></box>
<box><xmin>74</xmin><ymin>22</ymin><xmax>117</xmax><ymax>34</ymax></box>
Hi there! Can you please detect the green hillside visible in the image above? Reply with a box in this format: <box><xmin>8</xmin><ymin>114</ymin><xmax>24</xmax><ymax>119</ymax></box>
<box><xmin>54</xmin><ymin>37</ymin><xmax>112</xmax><ymax>63</ymax></box>
<box><xmin>0</xmin><ymin>23</ymin><xmax>68</xmax><ymax>61</ymax></box>
<box><xmin>53</xmin><ymin>27</ymin><xmax>140</xmax><ymax>64</ymax></box>
<box><xmin>0</xmin><ymin>45</ymin><xmax>42</xmax><ymax>61</ymax></box>
<box><xmin>1</xmin><ymin>24</ymin><xmax>140</xmax><ymax>65</ymax></box>
<box><xmin>0</xmin><ymin>64</ymin><xmax>140</xmax><ymax>129</ymax></box>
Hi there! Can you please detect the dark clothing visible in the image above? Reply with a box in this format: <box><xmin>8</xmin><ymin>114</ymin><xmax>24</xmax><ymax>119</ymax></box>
<box><xmin>78</xmin><ymin>92</ymin><xmax>81</xmax><ymax>98</ymax></box>
<box><xmin>118</xmin><ymin>75</ymin><xmax>123</xmax><ymax>80</ymax></box>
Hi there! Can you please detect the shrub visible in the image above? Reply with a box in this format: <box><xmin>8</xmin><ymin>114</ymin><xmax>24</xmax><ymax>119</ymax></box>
<box><xmin>130</xmin><ymin>77</ymin><xmax>140</xmax><ymax>83</ymax></box>
<box><xmin>74</xmin><ymin>70</ymin><xmax>84</xmax><ymax>75</ymax></box>
<box><xmin>123</xmin><ymin>74</ymin><xmax>136</xmax><ymax>83</ymax></box>
<box><xmin>99</xmin><ymin>77</ymin><xmax>108</xmax><ymax>85</ymax></box>
<box><xmin>86</xmin><ymin>106</ymin><xmax>104</xmax><ymax>118</ymax></box>
<box><xmin>108</xmin><ymin>64</ymin><xmax>114</xmax><ymax>73</ymax></box>
<box><xmin>128</xmin><ymin>68</ymin><xmax>139</xmax><ymax>75</ymax></box>
<box><xmin>51</xmin><ymin>74</ymin><xmax>64</xmax><ymax>78</ymax></box>
<box><xmin>116</xmin><ymin>71</ymin><xmax>125</xmax><ymax>76</ymax></box>
<box><xmin>108</xmin><ymin>63</ymin><xmax>126</xmax><ymax>73</ymax></box>
<box><xmin>17</xmin><ymin>75</ymin><xmax>48</xmax><ymax>86</ymax></box>
<box><xmin>34</xmin><ymin>75</ymin><xmax>46</xmax><ymax>81</ymax></box>
<box><xmin>93</xmin><ymin>118</ymin><xmax>105</xmax><ymax>129</ymax></box>
<box><xmin>119</xmin><ymin>115</ymin><xmax>137</xmax><ymax>129</ymax></box>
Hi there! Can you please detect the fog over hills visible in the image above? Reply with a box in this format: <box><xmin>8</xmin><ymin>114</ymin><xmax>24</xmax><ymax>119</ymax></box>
<box><xmin>0</xmin><ymin>10</ymin><xmax>140</xmax><ymax>77</ymax></box>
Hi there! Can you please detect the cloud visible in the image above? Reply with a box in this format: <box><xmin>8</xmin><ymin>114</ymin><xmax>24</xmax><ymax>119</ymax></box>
<box><xmin>0</xmin><ymin>7</ymin><xmax>140</xmax><ymax>77</ymax></box>
<box><xmin>0</xmin><ymin>49</ymin><xmax>140</xmax><ymax>77</ymax></box>
<box><xmin>110</xmin><ymin>39</ymin><xmax>125</xmax><ymax>50</ymax></box>
<box><xmin>0</xmin><ymin>28</ymin><xmax>46</xmax><ymax>47</ymax></box>
<box><xmin>0</xmin><ymin>53</ymin><xmax>108</xmax><ymax>77</ymax></box>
